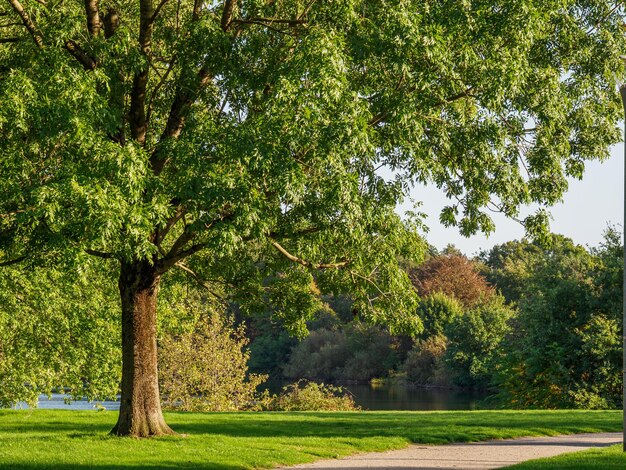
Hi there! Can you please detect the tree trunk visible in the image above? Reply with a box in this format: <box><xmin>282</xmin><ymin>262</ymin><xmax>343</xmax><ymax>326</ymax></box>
<box><xmin>111</xmin><ymin>260</ymin><xmax>175</xmax><ymax>437</ymax></box>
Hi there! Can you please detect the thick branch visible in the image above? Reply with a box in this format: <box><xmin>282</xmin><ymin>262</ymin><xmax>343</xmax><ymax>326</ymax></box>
<box><xmin>0</xmin><ymin>255</ymin><xmax>26</xmax><ymax>267</ymax></box>
<box><xmin>155</xmin><ymin>204</ymin><xmax>185</xmax><ymax>246</ymax></box>
<box><xmin>233</xmin><ymin>17</ymin><xmax>307</xmax><ymax>26</ymax></box>
<box><xmin>83</xmin><ymin>0</ymin><xmax>100</xmax><ymax>36</ymax></box>
<box><xmin>85</xmin><ymin>248</ymin><xmax>113</xmax><ymax>259</ymax></box>
<box><xmin>129</xmin><ymin>0</ymin><xmax>154</xmax><ymax>145</ymax></box>
<box><xmin>192</xmin><ymin>0</ymin><xmax>202</xmax><ymax>20</ymax></box>
<box><xmin>103</xmin><ymin>8</ymin><xmax>119</xmax><ymax>38</ymax></box>
<box><xmin>221</xmin><ymin>0</ymin><xmax>237</xmax><ymax>31</ymax></box>
<box><xmin>268</xmin><ymin>238</ymin><xmax>349</xmax><ymax>269</ymax></box>
<box><xmin>0</xmin><ymin>36</ymin><xmax>19</xmax><ymax>42</ymax></box>
<box><xmin>64</xmin><ymin>40</ymin><xmax>97</xmax><ymax>70</ymax></box>
<box><xmin>7</xmin><ymin>0</ymin><xmax>43</xmax><ymax>48</ymax></box>
<box><xmin>149</xmin><ymin>68</ymin><xmax>212</xmax><ymax>174</ymax></box>
<box><xmin>160</xmin><ymin>228</ymin><xmax>194</xmax><ymax>260</ymax></box>
<box><xmin>157</xmin><ymin>241</ymin><xmax>208</xmax><ymax>274</ymax></box>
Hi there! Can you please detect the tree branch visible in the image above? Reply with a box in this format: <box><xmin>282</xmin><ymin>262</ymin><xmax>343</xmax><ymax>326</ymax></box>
<box><xmin>174</xmin><ymin>261</ymin><xmax>226</xmax><ymax>301</ymax></box>
<box><xmin>103</xmin><ymin>8</ymin><xmax>119</xmax><ymax>38</ymax></box>
<box><xmin>192</xmin><ymin>0</ymin><xmax>202</xmax><ymax>20</ymax></box>
<box><xmin>0</xmin><ymin>255</ymin><xmax>26</xmax><ymax>267</ymax></box>
<box><xmin>221</xmin><ymin>0</ymin><xmax>237</xmax><ymax>31</ymax></box>
<box><xmin>150</xmin><ymin>0</ymin><xmax>169</xmax><ymax>23</ymax></box>
<box><xmin>440</xmin><ymin>86</ymin><xmax>475</xmax><ymax>104</ymax></box>
<box><xmin>129</xmin><ymin>0</ymin><xmax>154</xmax><ymax>145</ymax></box>
<box><xmin>233</xmin><ymin>17</ymin><xmax>307</xmax><ymax>26</ymax></box>
<box><xmin>157</xmin><ymin>241</ymin><xmax>209</xmax><ymax>274</ymax></box>
<box><xmin>369</xmin><ymin>86</ymin><xmax>476</xmax><ymax>127</ymax></box>
<box><xmin>64</xmin><ymin>39</ymin><xmax>97</xmax><ymax>70</ymax></box>
<box><xmin>149</xmin><ymin>68</ymin><xmax>212</xmax><ymax>174</ymax></box>
<box><xmin>154</xmin><ymin>204</ymin><xmax>185</xmax><ymax>247</ymax></box>
<box><xmin>268</xmin><ymin>238</ymin><xmax>349</xmax><ymax>269</ymax></box>
<box><xmin>83</xmin><ymin>0</ymin><xmax>100</xmax><ymax>36</ymax></box>
<box><xmin>7</xmin><ymin>0</ymin><xmax>43</xmax><ymax>48</ymax></box>
<box><xmin>85</xmin><ymin>248</ymin><xmax>113</xmax><ymax>259</ymax></box>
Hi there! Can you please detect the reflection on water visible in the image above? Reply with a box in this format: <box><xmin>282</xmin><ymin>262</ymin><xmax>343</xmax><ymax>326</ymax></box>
<box><xmin>17</xmin><ymin>394</ymin><xmax>120</xmax><ymax>411</ymax></box>
<box><xmin>341</xmin><ymin>383</ymin><xmax>490</xmax><ymax>411</ymax></box>
<box><xmin>263</xmin><ymin>380</ymin><xmax>491</xmax><ymax>411</ymax></box>
<box><xmin>25</xmin><ymin>383</ymin><xmax>489</xmax><ymax>411</ymax></box>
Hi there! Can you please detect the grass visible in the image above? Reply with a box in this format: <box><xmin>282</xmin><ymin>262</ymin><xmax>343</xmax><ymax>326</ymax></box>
<box><xmin>0</xmin><ymin>409</ymin><xmax>621</xmax><ymax>469</ymax></box>
<box><xmin>508</xmin><ymin>444</ymin><xmax>626</xmax><ymax>469</ymax></box>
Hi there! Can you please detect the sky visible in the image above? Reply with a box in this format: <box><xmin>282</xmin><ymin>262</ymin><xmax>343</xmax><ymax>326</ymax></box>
<box><xmin>398</xmin><ymin>144</ymin><xmax>624</xmax><ymax>257</ymax></box>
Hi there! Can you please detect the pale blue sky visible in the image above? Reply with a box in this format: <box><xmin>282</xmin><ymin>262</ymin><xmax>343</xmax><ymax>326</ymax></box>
<box><xmin>400</xmin><ymin>144</ymin><xmax>624</xmax><ymax>256</ymax></box>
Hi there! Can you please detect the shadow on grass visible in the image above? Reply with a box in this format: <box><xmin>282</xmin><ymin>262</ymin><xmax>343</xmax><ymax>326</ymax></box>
<box><xmin>168</xmin><ymin>411</ymin><xmax>621</xmax><ymax>441</ymax></box>
<box><xmin>0</xmin><ymin>464</ymin><xmax>244</xmax><ymax>470</ymax></box>
<box><xmin>0</xmin><ymin>410</ymin><xmax>621</xmax><ymax>470</ymax></box>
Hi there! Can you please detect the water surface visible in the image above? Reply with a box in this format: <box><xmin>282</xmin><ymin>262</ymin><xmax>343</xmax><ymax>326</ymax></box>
<box><xmin>29</xmin><ymin>382</ymin><xmax>489</xmax><ymax>411</ymax></box>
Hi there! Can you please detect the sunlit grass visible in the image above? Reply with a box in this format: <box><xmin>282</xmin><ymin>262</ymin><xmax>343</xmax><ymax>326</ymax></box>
<box><xmin>0</xmin><ymin>409</ymin><xmax>621</xmax><ymax>469</ymax></box>
<box><xmin>508</xmin><ymin>444</ymin><xmax>626</xmax><ymax>469</ymax></box>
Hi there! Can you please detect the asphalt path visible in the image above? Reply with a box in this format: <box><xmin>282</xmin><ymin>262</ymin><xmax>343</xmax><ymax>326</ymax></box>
<box><xmin>286</xmin><ymin>432</ymin><xmax>621</xmax><ymax>470</ymax></box>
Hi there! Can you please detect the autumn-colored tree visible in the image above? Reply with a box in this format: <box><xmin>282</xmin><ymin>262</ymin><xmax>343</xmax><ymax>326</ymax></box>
<box><xmin>410</xmin><ymin>253</ymin><xmax>494</xmax><ymax>308</ymax></box>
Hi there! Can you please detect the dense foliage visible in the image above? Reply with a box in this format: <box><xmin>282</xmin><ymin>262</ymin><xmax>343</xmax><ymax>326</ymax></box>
<box><xmin>485</xmin><ymin>233</ymin><xmax>623</xmax><ymax>408</ymax></box>
<box><xmin>159</xmin><ymin>301</ymin><xmax>267</xmax><ymax>412</ymax></box>
<box><xmin>282</xmin><ymin>322</ymin><xmax>403</xmax><ymax>382</ymax></box>
<box><xmin>445</xmin><ymin>295</ymin><xmax>512</xmax><ymax>389</ymax></box>
<box><xmin>410</xmin><ymin>252</ymin><xmax>495</xmax><ymax>308</ymax></box>
<box><xmin>263</xmin><ymin>381</ymin><xmax>359</xmax><ymax>411</ymax></box>
<box><xmin>0</xmin><ymin>260</ymin><xmax>121</xmax><ymax>407</ymax></box>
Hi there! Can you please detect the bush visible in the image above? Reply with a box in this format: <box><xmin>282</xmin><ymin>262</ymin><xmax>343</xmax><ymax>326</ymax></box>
<box><xmin>402</xmin><ymin>334</ymin><xmax>450</xmax><ymax>386</ymax></box>
<box><xmin>282</xmin><ymin>328</ymin><xmax>349</xmax><ymax>381</ymax></box>
<box><xmin>264</xmin><ymin>380</ymin><xmax>359</xmax><ymax>411</ymax></box>
<box><xmin>283</xmin><ymin>323</ymin><xmax>400</xmax><ymax>382</ymax></box>
<box><xmin>159</xmin><ymin>309</ymin><xmax>267</xmax><ymax>412</ymax></box>
<box><xmin>247</xmin><ymin>330</ymin><xmax>297</xmax><ymax>378</ymax></box>
<box><xmin>445</xmin><ymin>295</ymin><xmax>512</xmax><ymax>389</ymax></box>
<box><xmin>415</xmin><ymin>293</ymin><xmax>463</xmax><ymax>339</ymax></box>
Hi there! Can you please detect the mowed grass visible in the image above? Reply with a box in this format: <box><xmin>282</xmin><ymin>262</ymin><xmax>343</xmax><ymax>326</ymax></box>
<box><xmin>508</xmin><ymin>444</ymin><xmax>626</xmax><ymax>469</ymax></box>
<box><xmin>0</xmin><ymin>409</ymin><xmax>621</xmax><ymax>469</ymax></box>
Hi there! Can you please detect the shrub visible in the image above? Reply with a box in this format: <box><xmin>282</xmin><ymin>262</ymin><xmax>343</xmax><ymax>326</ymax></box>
<box><xmin>283</xmin><ymin>323</ymin><xmax>400</xmax><ymax>382</ymax></box>
<box><xmin>282</xmin><ymin>328</ymin><xmax>349</xmax><ymax>381</ymax></box>
<box><xmin>445</xmin><ymin>295</ymin><xmax>512</xmax><ymax>389</ymax></box>
<box><xmin>341</xmin><ymin>323</ymin><xmax>400</xmax><ymax>381</ymax></box>
<box><xmin>402</xmin><ymin>334</ymin><xmax>450</xmax><ymax>386</ymax></box>
<box><xmin>159</xmin><ymin>310</ymin><xmax>267</xmax><ymax>411</ymax></box>
<box><xmin>415</xmin><ymin>293</ymin><xmax>463</xmax><ymax>339</ymax></box>
<box><xmin>264</xmin><ymin>380</ymin><xmax>359</xmax><ymax>411</ymax></box>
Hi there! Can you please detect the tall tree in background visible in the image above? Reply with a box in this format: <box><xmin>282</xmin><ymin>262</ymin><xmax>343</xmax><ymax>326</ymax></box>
<box><xmin>1</xmin><ymin>0</ymin><xmax>624</xmax><ymax>436</ymax></box>
<box><xmin>410</xmin><ymin>252</ymin><xmax>495</xmax><ymax>308</ymax></box>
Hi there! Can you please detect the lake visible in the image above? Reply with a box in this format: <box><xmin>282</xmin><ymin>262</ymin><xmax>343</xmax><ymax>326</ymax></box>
<box><xmin>340</xmin><ymin>383</ymin><xmax>490</xmax><ymax>410</ymax></box>
<box><xmin>28</xmin><ymin>383</ymin><xmax>490</xmax><ymax>411</ymax></box>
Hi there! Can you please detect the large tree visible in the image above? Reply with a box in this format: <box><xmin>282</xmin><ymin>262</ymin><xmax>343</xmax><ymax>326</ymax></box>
<box><xmin>1</xmin><ymin>0</ymin><xmax>624</xmax><ymax>436</ymax></box>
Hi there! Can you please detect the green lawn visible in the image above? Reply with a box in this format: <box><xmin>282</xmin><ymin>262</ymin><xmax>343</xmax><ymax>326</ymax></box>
<box><xmin>508</xmin><ymin>444</ymin><xmax>626</xmax><ymax>469</ymax></box>
<box><xmin>0</xmin><ymin>409</ymin><xmax>621</xmax><ymax>469</ymax></box>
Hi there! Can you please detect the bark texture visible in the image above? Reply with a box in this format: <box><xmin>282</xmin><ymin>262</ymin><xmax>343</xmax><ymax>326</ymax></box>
<box><xmin>111</xmin><ymin>260</ymin><xmax>175</xmax><ymax>437</ymax></box>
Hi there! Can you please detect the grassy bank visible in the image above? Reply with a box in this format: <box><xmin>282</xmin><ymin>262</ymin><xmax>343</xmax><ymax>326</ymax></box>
<box><xmin>508</xmin><ymin>444</ymin><xmax>626</xmax><ymax>469</ymax></box>
<box><xmin>0</xmin><ymin>409</ymin><xmax>621</xmax><ymax>469</ymax></box>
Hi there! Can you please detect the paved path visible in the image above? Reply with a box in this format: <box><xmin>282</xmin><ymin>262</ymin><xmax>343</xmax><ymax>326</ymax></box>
<box><xmin>287</xmin><ymin>432</ymin><xmax>621</xmax><ymax>470</ymax></box>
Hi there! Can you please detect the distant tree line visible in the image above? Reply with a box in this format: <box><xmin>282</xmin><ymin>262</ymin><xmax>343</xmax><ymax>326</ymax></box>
<box><xmin>1</xmin><ymin>229</ymin><xmax>622</xmax><ymax>410</ymax></box>
<box><xmin>246</xmin><ymin>229</ymin><xmax>623</xmax><ymax>409</ymax></box>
